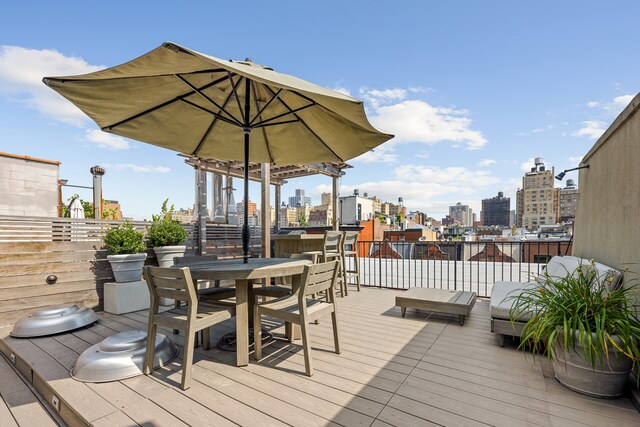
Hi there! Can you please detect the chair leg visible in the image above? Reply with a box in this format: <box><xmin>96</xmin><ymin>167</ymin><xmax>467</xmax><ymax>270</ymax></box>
<box><xmin>181</xmin><ymin>327</ymin><xmax>196</xmax><ymax>390</ymax></box>
<box><xmin>353</xmin><ymin>254</ymin><xmax>361</xmax><ymax>291</ymax></box>
<box><xmin>253</xmin><ymin>306</ymin><xmax>262</xmax><ymax>360</ymax></box>
<box><xmin>341</xmin><ymin>254</ymin><xmax>348</xmax><ymax>296</ymax></box>
<box><xmin>331</xmin><ymin>310</ymin><xmax>341</xmax><ymax>354</ymax></box>
<box><xmin>144</xmin><ymin>322</ymin><xmax>158</xmax><ymax>375</ymax></box>
<box><xmin>299</xmin><ymin>318</ymin><xmax>313</xmax><ymax>376</ymax></box>
<box><xmin>202</xmin><ymin>327</ymin><xmax>211</xmax><ymax>350</ymax></box>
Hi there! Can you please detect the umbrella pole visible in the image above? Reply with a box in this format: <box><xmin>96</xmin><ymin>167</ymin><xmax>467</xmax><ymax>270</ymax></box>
<box><xmin>242</xmin><ymin>129</ymin><xmax>250</xmax><ymax>263</ymax></box>
<box><xmin>242</xmin><ymin>78</ymin><xmax>252</xmax><ymax>263</ymax></box>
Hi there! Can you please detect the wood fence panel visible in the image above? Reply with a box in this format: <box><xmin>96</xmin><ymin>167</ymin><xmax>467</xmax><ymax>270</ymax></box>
<box><xmin>0</xmin><ymin>215</ymin><xmax>262</xmax><ymax>325</ymax></box>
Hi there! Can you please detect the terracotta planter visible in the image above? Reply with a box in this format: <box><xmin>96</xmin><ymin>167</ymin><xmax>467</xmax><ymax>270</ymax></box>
<box><xmin>153</xmin><ymin>245</ymin><xmax>186</xmax><ymax>268</ymax></box>
<box><xmin>552</xmin><ymin>333</ymin><xmax>633</xmax><ymax>398</ymax></box>
<box><xmin>107</xmin><ymin>253</ymin><xmax>147</xmax><ymax>283</ymax></box>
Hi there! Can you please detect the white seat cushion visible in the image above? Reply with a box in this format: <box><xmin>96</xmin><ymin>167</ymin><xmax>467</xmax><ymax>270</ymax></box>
<box><xmin>489</xmin><ymin>281</ymin><xmax>537</xmax><ymax>321</ymax></box>
<box><xmin>542</xmin><ymin>256</ymin><xmax>622</xmax><ymax>290</ymax></box>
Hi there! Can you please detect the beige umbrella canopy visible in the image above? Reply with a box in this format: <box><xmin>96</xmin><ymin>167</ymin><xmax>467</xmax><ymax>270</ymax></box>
<box><xmin>43</xmin><ymin>42</ymin><xmax>393</xmax><ymax>260</ymax></box>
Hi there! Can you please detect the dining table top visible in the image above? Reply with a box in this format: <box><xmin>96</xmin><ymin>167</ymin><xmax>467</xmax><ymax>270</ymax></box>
<box><xmin>178</xmin><ymin>257</ymin><xmax>312</xmax><ymax>281</ymax></box>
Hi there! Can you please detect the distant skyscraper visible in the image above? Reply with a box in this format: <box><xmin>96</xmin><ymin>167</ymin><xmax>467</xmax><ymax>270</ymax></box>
<box><xmin>288</xmin><ymin>188</ymin><xmax>311</xmax><ymax>208</ymax></box>
<box><xmin>482</xmin><ymin>191</ymin><xmax>511</xmax><ymax>226</ymax></box>
<box><xmin>449</xmin><ymin>202</ymin><xmax>473</xmax><ymax>226</ymax></box>
<box><xmin>516</xmin><ymin>157</ymin><xmax>560</xmax><ymax>230</ymax></box>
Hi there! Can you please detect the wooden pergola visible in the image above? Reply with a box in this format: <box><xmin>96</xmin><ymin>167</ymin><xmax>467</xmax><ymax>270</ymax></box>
<box><xmin>181</xmin><ymin>155</ymin><xmax>351</xmax><ymax>256</ymax></box>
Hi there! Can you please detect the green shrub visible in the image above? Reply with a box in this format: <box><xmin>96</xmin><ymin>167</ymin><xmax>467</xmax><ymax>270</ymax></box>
<box><xmin>147</xmin><ymin>198</ymin><xmax>188</xmax><ymax>247</ymax></box>
<box><xmin>147</xmin><ymin>220</ymin><xmax>188</xmax><ymax>247</ymax></box>
<box><xmin>104</xmin><ymin>222</ymin><xmax>146</xmax><ymax>255</ymax></box>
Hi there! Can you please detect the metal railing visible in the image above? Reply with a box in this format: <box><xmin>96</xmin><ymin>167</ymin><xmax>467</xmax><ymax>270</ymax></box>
<box><xmin>352</xmin><ymin>240</ymin><xmax>573</xmax><ymax>297</ymax></box>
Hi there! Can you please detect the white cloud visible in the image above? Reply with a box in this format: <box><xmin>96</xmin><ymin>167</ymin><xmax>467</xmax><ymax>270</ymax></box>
<box><xmin>521</xmin><ymin>157</ymin><xmax>536</xmax><ymax>172</ymax></box>
<box><xmin>572</xmin><ymin>120</ymin><xmax>606</xmax><ymax>139</ymax></box>
<box><xmin>84</xmin><ymin>129</ymin><xmax>130</xmax><ymax>150</ymax></box>
<box><xmin>352</xmin><ymin>145</ymin><xmax>398</xmax><ymax>163</ymax></box>
<box><xmin>102</xmin><ymin>163</ymin><xmax>170</xmax><ymax>173</ymax></box>
<box><xmin>0</xmin><ymin>45</ymin><xmax>102</xmax><ymax>126</ymax></box>
<box><xmin>478</xmin><ymin>159</ymin><xmax>496</xmax><ymax>167</ymax></box>
<box><xmin>611</xmin><ymin>94</ymin><xmax>634</xmax><ymax>109</ymax></box>
<box><xmin>568</xmin><ymin>156</ymin><xmax>583</xmax><ymax>165</ymax></box>
<box><xmin>586</xmin><ymin>101</ymin><xmax>600</xmax><ymax>108</ymax></box>
<box><xmin>394</xmin><ymin>164</ymin><xmax>500</xmax><ymax>187</ymax></box>
<box><xmin>333</xmin><ymin>86</ymin><xmax>352</xmax><ymax>96</ymax></box>
<box><xmin>368</xmin><ymin>99</ymin><xmax>487</xmax><ymax>150</ymax></box>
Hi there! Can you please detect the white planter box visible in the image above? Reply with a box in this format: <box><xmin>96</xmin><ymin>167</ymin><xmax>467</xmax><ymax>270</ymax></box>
<box><xmin>104</xmin><ymin>280</ymin><xmax>149</xmax><ymax>314</ymax></box>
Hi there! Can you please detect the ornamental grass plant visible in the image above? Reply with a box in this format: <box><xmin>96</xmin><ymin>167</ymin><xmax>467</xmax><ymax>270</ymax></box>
<box><xmin>510</xmin><ymin>261</ymin><xmax>640</xmax><ymax>373</ymax></box>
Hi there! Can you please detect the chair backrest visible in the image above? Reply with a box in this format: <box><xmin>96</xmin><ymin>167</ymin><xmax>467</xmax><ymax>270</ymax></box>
<box><xmin>174</xmin><ymin>254</ymin><xmax>218</xmax><ymax>265</ymax></box>
<box><xmin>299</xmin><ymin>261</ymin><xmax>339</xmax><ymax>298</ymax></box>
<box><xmin>143</xmin><ymin>266</ymin><xmax>198</xmax><ymax>308</ymax></box>
<box><xmin>323</xmin><ymin>231</ymin><xmax>344</xmax><ymax>254</ymax></box>
<box><xmin>343</xmin><ymin>231</ymin><xmax>358</xmax><ymax>250</ymax></box>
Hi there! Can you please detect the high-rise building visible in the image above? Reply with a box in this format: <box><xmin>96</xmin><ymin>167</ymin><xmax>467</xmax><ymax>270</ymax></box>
<box><xmin>481</xmin><ymin>191</ymin><xmax>510</xmax><ymax>226</ymax></box>
<box><xmin>559</xmin><ymin>179</ymin><xmax>579</xmax><ymax>223</ymax></box>
<box><xmin>516</xmin><ymin>158</ymin><xmax>560</xmax><ymax>230</ymax></box>
<box><xmin>288</xmin><ymin>188</ymin><xmax>311</xmax><ymax>208</ymax></box>
<box><xmin>449</xmin><ymin>202</ymin><xmax>473</xmax><ymax>226</ymax></box>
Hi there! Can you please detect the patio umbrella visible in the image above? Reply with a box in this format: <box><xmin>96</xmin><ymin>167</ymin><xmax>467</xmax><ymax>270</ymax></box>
<box><xmin>43</xmin><ymin>42</ymin><xmax>393</xmax><ymax>262</ymax></box>
<box><xmin>68</xmin><ymin>197</ymin><xmax>85</xmax><ymax>219</ymax></box>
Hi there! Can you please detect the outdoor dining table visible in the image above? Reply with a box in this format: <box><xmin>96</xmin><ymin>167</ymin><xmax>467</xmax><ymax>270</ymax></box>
<box><xmin>177</xmin><ymin>257</ymin><xmax>312</xmax><ymax>366</ymax></box>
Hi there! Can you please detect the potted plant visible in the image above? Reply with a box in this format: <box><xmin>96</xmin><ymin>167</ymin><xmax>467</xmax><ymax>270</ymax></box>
<box><xmin>148</xmin><ymin>199</ymin><xmax>189</xmax><ymax>267</ymax></box>
<box><xmin>511</xmin><ymin>261</ymin><xmax>640</xmax><ymax>398</ymax></box>
<box><xmin>104</xmin><ymin>222</ymin><xmax>147</xmax><ymax>283</ymax></box>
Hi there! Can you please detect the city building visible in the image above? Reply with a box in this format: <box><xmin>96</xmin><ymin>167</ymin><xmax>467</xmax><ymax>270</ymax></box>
<box><xmin>559</xmin><ymin>179</ymin><xmax>579</xmax><ymax>223</ymax></box>
<box><xmin>339</xmin><ymin>190</ymin><xmax>374</xmax><ymax>224</ymax></box>
<box><xmin>449</xmin><ymin>202</ymin><xmax>473</xmax><ymax>226</ymax></box>
<box><xmin>515</xmin><ymin>157</ymin><xmax>560</xmax><ymax>230</ymax></box>
<box><xmin>0</xmin><ymin>152</ymin><xmax>61</xmax><ymax>217</ymax></box>
<box><xmin>236</xmin><ymin>200</ymin><xmax>257</xmax><ymax>226</ymax></box>
<box><xmin>279</xmin><ymin>205</ymin><xmax>299</xmax><ymax>228</ymax></box>
<box><xmin>481</xmin><ymin>191</ymin><xmax>511</xmax><ymax>227</ymax></box>
<box><xmin>171</xmin><ymin>208</ymin><xmax>195</xmax><ymax>223</ymax></box>
<box><xmin>288</xmin><ymin>188</ymin><xmax>311</xmax><ymax>208</ymax></box>
<box><xmin>102</xmin><ymin>200</ymin><xmax>123</xmax><ymax>220</ymax></box>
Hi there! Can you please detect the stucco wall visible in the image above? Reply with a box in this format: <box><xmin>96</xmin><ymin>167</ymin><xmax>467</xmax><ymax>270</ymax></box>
<box><xmin>573</xmin><ymin>94</ymin><xmax>640</xmax><ymax>281</ymax></box>
<box><xmin>0</xmin><ymin>154</ymin><xmax>59</xmax><ymax>217</ymax></box>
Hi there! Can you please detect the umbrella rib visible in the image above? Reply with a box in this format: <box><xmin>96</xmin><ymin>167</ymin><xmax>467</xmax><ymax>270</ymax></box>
<box><xmin>102</xmin><ymin>74</ymin><xmax>232</xmax><ymax>131</ymax></box>
<box><xmin>254</xmin><ymin>119</ymin><xmax>299</xmax><ymax>128</ymax></box>
<box><xmin>250</xmin><ymin>81</ymin><xmax>274</xmax><ymax>164</ymax></box>
<box><xmin>248</xmin><ymin>88</ymin><xmax>282</xmax><ymax>126</ymax></box>
<box><xmin>228</xmin><ymin>73</ymin><xmax>248</xmax><ymax>126</ymax></box>
<box><xmin>262</xmin><ymin>86</ymin><xmax>345</xmax><ymax>162</ymax></box>
<box><xmin>180</xmin><ymin>99</ymin><xmax>240</xmax><ymax>127</ymax></box>
<box><xmin>191</xmin><ymin>83</ymin><xmax>240</xmax><ymax>156</ymax></box>
<box><xmin>251</xmin><ymin>103</ymin><xmax>314</xmax><ymax>128</ymax></box>
<box><xmin>175</xmin><ymin>74</ymin><xmax>244</xmax><ymax>127</ymax></box>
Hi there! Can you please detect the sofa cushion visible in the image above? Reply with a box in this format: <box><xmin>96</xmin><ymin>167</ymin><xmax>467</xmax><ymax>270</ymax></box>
<box><xmin>542</xmin><ymin>256</ymin><xmax>622</xmax><ymax>290</ymax></box>
<box><xmin>490</xmin><ymin>281</ymin><xmax>538</xmax><ymax>321</ymax></box>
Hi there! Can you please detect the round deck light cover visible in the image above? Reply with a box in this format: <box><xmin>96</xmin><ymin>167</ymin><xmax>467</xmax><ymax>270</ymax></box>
<box><xmin>71</xmin><ymin>330</ymin><xmax>178</xmax><ymax>382</ymax></box>
<box><xmin>10</xmin><ymin>304</ymin><xmax>99</xmax><ymax>338</ymax></box>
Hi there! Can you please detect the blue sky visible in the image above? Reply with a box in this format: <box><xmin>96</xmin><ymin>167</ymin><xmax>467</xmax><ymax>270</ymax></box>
<box><xmin>1</xmin><ymin>1</ymin><xmax>638</xmax><ymax>220</ymax></box>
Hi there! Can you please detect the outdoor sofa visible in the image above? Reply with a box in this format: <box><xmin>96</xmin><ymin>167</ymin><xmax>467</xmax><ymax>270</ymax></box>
<box><xmin>490</xmin><ymin>255</ymin><xmax>622</xmax><ymax>346</ymax></box>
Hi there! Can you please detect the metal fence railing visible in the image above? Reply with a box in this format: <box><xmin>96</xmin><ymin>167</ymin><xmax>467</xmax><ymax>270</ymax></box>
<box><xmin>352</xmin><ymin>240</ymin><xmax>573</xmax><ymax>298</ymax></box>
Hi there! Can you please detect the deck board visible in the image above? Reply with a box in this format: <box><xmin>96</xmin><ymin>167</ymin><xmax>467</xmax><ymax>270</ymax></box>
<box><xmin>0</xmin><ymin>287</ymin><xmax>638</xmax><ymax>427</ymax></box>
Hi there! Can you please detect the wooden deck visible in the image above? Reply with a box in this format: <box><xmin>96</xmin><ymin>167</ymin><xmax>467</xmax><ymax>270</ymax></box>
<box><xmin>0</xmin><ymin>287</ymin><xmax>638</xmax><ymax>426</ymax></box>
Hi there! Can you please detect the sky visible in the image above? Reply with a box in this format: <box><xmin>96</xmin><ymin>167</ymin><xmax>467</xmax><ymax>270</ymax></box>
<box><xmin>1</xmin><ymin>1</ymin><xmax>638</xmax><ymax>221</ymax></box>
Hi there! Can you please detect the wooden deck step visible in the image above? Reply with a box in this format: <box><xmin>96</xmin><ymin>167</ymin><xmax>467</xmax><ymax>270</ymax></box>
<box><xmin>0</xmin><ymin>350</ymin><xmax>60</xmax><ymax>427</ymax></box>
